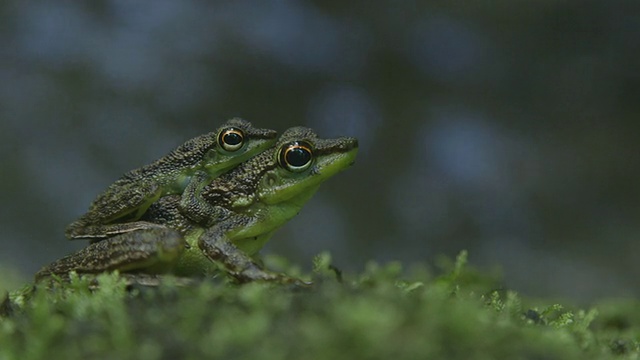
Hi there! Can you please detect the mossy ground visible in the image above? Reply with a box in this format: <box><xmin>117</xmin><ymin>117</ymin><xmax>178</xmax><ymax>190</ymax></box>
<box><xmin>1</xmin><ymin>252</ymin><xmax>638</xmax><ymax>360</ymax></box>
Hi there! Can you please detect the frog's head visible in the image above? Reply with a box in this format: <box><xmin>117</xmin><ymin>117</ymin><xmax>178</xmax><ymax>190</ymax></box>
<box><xmin>202</xmin><ymin>126</ymin><xmax>358</xmax><ymax>256</ymax></box>
<box><xmin>257</xmin><ymin>126</ymin><xmax>358</xmax><ymax>206</ymax></box>
<box><xmin>203</xmin><ymin>118</ymin><xmax>278</xmax><ymax>172</ymax></box>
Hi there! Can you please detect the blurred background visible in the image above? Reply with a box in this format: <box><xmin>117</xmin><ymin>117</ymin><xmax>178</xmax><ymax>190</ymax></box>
<box><xmin>1</xmin><ymin>1</ymin><xmax>638</xmax><ymax>301</ymax></box>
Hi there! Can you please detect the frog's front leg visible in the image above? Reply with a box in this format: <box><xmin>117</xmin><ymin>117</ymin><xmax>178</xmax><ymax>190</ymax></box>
<box><xmin>177</xmin><ymin>170</ymin><xmax>223</xmax><ymax>224</ymax></box>
<box><xmin>197</xmin><ymin>215</ymin><xmax>306</xmax><ymax>285</ymax></box>
<box><xmin>36</xmin><ymin>227</ymin><xmax>185</xmax><ymax>281</ymax></box>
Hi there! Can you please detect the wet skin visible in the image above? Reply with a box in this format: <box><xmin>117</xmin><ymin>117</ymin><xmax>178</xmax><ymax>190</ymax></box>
<box><xmin>37</xmin><ymin>127</ymin><xmax>358</xmax><ymax>284</ymax></box>
<box><xmin>65</xmin><ymin>118</ymin><xmax>277</xmax><ymax>240</ymax></box>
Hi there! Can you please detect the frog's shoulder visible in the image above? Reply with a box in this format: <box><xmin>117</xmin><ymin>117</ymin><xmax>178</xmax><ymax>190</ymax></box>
<box><xmin>203</xmin><ymin>150</ymin><xmax>275</xmax><ymax>203</ymax></box>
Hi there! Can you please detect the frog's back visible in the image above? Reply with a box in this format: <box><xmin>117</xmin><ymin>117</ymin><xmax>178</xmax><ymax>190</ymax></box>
<box><xmin>111</xmin><ymin>132</ymin><xmax>218</xmax><ymax>188</ymax></box>
<box><xmin>65</xmin><ymin>132</ymin><xmax>219</xmax><ymax>238</ymax></box>
<box><xmin>66</xmin><ymin>118</ymin><xmax>278</xmax><ymax>239</ymax></box>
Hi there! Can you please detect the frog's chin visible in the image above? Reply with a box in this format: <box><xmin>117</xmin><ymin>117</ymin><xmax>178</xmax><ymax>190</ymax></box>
<box><xmin>229</xmin><ymin>190</ymin><xmax>319</xmax><ymax>254</ymax></box>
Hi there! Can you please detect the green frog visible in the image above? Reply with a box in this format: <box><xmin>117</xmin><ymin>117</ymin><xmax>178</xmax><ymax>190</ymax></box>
<box><xmin>36</xmin><ymin>127</ymin><xmax>358</xmax><ymax>284</ymax></box>
<box><xmin>65</xmin><ymin>118</ymin><xmax>277</xmax><ymax>240</ymax></box>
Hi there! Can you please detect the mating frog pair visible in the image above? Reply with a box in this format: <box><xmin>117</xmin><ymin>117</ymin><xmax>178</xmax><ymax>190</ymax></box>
<box><xmin>36</xmin><ymin>119</ymin><xmax>358</xmax><ymax>284</ymax></box>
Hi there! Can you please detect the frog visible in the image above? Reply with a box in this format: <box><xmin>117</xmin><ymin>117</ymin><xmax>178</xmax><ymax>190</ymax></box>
<box><xmin>36</xmin><ymin>127</ymin><xmax>358</xmax><ymax>284</ymax></box>
<box><xmin>65</xmin><ymin>118</ymin><xmax>278</xmax><ymax>241</ymax></box>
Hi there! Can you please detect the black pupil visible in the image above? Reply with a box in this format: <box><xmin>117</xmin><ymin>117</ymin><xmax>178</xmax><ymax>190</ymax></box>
<box><xmin>287</xmin><ymin>147</ymin><xmax>311</xmax><ymax>167</ymax></box>
<box><xmin>224</xmin><ymin>132</ymin><xmax>242</xmax><ymax>146</ymax></box>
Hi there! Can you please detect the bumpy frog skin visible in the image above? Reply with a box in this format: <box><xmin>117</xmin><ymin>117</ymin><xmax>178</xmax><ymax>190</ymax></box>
<box><xmin>65</xmin><ymin>118</ymin><xmax>277</xmax><ymax>240</ymax></box>
<box><xmin>37</xmin><ymin>127</ymin><xmax>358</xmax><ymax>284</ymax></box>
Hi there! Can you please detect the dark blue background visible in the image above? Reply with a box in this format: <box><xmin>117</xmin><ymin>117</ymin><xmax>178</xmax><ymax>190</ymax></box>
<box><xmin>1</xmin><ymin>1</ymin><xmax>639</xmax><ymax>300</ymax></box>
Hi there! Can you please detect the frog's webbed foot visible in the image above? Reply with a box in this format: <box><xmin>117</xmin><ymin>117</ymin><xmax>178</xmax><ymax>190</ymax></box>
<box><xmin>229</xmin><ymin>267</ymin><xmax>312</xmax><ymax>287</ymax></box>
<box><xmin>36</xmin><ymin>227</ymin><xmax>185</xmax><ymax>281</ymax></box>
<box><xmin>119</xmin><ymin>273</ymin><xmax>199</xmax><ymax>289</ymax></box>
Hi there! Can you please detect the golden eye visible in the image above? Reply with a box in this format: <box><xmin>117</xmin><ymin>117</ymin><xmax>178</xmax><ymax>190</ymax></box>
<box><xmin>218</xmin><ymin>127</ymin><xmax>245</xmax><ymax>152</ymax></box>
<box><xmin>278</xmin><ymin>141</ymin><xmax>313</xmax><ymax>172</ymax></box>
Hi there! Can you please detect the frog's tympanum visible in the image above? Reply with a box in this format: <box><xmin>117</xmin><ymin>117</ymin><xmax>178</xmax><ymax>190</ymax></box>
<box><xmin>37</xmin><ymin>127</ymin><xmax>358</xmax><ymax>284</ymax></box>
<box><xmin>65</xmin><ymin>118</ymin><xmax>277</xmax><ymax>240</ymax></box>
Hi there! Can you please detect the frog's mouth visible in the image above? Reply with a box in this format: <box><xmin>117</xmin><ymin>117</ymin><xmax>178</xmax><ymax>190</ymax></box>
<box><xmin>310</xmin><ymin>141</ymin><xmax>358</xmax><ymax>181</ymax></box>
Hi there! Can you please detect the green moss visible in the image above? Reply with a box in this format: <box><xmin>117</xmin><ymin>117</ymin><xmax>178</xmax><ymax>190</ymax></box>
<box><xmin>1</xmin><ymin>251</ymin><xmax>638</xmax><ymax>359</ymax></box>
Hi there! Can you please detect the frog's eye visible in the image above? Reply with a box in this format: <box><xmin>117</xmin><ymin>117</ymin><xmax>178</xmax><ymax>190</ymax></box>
<box><xmin>278</xmin><ymin>141</ymin><xmax>314</xmax><ymax>172</ymax></box>
<box><xmin>218</xmin><ymin>127</ymin><xmax>245</xmax><ymax>152</ymax></box>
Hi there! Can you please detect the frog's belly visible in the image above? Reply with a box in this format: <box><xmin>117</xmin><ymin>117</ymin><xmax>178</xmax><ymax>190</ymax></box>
<box><xmin>231</xmin><ymin>199</ymin><xmax>310</xmax><ymax>255</ymax></box>
<box><xmin>173</xmin><ymin>229</ymin><xmax>218</xmax><ymax>276</ymax></box>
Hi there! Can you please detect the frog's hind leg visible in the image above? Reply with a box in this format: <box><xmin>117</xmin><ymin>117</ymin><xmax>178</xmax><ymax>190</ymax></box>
<box><xmin>66</xmin><ymin>220</ymin><xmax>167</xmax><ymax>242</ymax></box>
<box><xmin>65</xmin><ymin>183</ymin><xmax>165</xmax><ymax>240</ymax></box>
<box><xmin>35</xmin><ymin>227</ymin><xmax>185</xmax><ymax>281</ymax></box>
